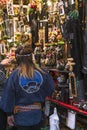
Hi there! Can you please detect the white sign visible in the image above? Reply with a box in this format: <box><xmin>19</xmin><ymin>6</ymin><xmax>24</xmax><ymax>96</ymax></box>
<box><xmin>7</xmin><ymin>1</ymin><xmax>14</xmax><ymax>15</ymax></box>
<box><xmin>66</xmin><ymin>110</ymin><xmax>76</xmax><ymax>129</ymax></box>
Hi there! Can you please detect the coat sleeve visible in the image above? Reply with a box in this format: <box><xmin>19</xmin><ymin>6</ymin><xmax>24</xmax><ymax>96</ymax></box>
<box><xmin>44</xmin><ymin>72</ymin><xmax>55</xmax><ymax>97</ymax></box>
<box><xmin>0</xmin><ymin>74</ymin><xmax>15</xmax><ymax>116</ymax></box>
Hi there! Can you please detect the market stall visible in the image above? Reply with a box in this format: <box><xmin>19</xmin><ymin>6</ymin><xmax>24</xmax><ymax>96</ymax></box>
<box><xmin>0</xmin><ymin>0</ymin><xmax>87</xmax><ymax>130</ymax></box>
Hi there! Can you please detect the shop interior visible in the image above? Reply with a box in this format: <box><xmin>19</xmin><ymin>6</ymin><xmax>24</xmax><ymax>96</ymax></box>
<box><xmin>0</xmin><ymin>0</ymin><xmax>87</xmax><ymax>129</ymax></box>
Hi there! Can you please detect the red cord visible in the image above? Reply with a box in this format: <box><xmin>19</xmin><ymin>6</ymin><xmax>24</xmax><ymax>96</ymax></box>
<box><xmin>46</xmin><ymin>97</ymin><xmax>87</xmax><ymax>115</ymax></box>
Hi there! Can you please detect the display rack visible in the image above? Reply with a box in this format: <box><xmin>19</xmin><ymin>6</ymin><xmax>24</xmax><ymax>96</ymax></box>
<box><xmin>45</xmin><ymin>66</ymin><xmax>87</xmax><ymax>129</ymax></box>
<box><xmin>46</xmin><ymin>96</ymin><xmax>87</xmax><ymax>129</ymax></box>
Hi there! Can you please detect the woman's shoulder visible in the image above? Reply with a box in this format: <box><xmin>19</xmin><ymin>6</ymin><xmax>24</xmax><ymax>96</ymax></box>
<box><xmin>8</xmin><ymin>69</ymin><xmax>18</xmax><ymax>79</ymax></box>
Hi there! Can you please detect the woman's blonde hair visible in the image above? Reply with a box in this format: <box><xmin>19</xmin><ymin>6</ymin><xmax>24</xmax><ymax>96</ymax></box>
<box><xmin>15</xmin><ymin>44</ymin><xmax>43</xmax><ymax>79</ymax></box>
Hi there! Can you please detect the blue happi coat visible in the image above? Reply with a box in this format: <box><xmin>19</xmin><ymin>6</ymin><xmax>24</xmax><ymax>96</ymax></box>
<box><xmin>0</xmin><ymin>69</ymin><xmax>55</xmax><ymax>126</ymax></box>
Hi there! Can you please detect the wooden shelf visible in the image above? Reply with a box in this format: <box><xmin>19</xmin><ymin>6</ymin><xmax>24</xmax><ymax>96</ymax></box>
<box><xmin>42</xmin><ymin>68</ymin><xmax>69</xmax><ymax>73</ymax></box>
<box><xmin>49</xmin><ymin>68</ymin><xmax>69</xmax><ymax>73</ymax></box>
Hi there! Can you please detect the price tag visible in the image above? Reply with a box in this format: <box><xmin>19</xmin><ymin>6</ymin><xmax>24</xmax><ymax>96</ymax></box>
<box><xmin>66</xmin><ymin>110</ymin><xmax>76</xmax><ymax>129</ymax></box>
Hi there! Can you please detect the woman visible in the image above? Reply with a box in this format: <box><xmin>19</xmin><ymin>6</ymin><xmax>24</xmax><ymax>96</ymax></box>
<box><xmin>0</xmin><ymin>44</ymin><xmax>55</xmax><ymax>130</ymax></box>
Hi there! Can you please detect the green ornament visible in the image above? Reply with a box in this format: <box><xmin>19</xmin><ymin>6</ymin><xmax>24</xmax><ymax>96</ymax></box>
<box><xmin>52</xmin><ymin>0</ymin><xmax>56</xmax><ymax>3</ymax></box>
<box><xmin>29</xmin><ymin>8</ymin><xmax>34</xmax><ymax>13</ymax></box>
<box><xmin>42</xmin><ymin>0</ymin><xmax>46</xmax><ymax>4</ymax></box>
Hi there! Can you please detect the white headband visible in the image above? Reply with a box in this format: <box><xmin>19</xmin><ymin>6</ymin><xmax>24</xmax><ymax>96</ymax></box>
<box><xmin>16</xmin><ymin>53</ymin><xmax>32</xmax><ymax>57</ymax></box>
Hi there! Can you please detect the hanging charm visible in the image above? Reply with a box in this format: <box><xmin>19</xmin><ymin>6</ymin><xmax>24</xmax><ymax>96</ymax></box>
<box><xmin>49</xmin><ymin>107</ymin><xmax>60</xmax><ymax>130</ymax></box>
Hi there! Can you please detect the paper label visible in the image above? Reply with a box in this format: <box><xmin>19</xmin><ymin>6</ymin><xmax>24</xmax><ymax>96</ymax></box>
<box><xmin>66</xmin><ymin>110</ymin><xmax>76</xmax><ymax>129</ymax></box>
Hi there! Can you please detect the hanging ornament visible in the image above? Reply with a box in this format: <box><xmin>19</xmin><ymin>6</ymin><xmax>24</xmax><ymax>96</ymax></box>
<box><xmin>69</xmin><ymin>0</ymin><xmax>74</xmax><ymax>5</ymax></box>
<box><xmin>27</xmin><ymin>3</ymin><xmax>37</xmax><ymax>14</ymax></box>
<box><xmin>0</xmin><ymin>0</ymin><xmax>6</xmax><ymax>9</ymax></box>
<box><xmin>49</xmin><ymin>107</ymin><xmax>60</xmax><ymax>130</ymax></box>
<box><xmin>29</xmin><ymin>8</ymin><xmax>34</xmax><ymax>13</ymax></box>
<box><xmin>42</xmin><ymin>0</ymin><xmax>46</xmax><ymax>4</ymax></box>
<box><xmin>6</xmin><ymin>1</ymin><xmax>14</xmax><ymax>15</ymax></box>
<box><xmin>58</xmin><ymin>1</ymin><xmax>65</xmax><ymax>16</ymax></box>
